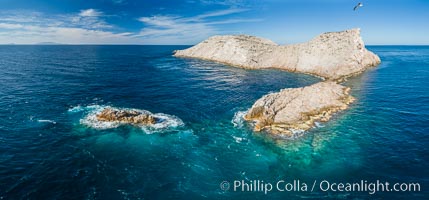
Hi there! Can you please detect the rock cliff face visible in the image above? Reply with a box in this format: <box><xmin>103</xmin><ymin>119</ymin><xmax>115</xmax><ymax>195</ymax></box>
<box><xmin>243</xmin><ymin>82</ymin><xmax>354</xmax><ymax>136</ymax></box>
<box><xmin>174</xmin><ymin>29</ymin><xmax>380</xmax><ymax>80</ymax></box>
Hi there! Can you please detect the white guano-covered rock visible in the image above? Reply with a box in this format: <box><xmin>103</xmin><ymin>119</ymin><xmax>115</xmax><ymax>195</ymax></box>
<box><xmin>174</xmin><ymin>29</ymin><xmax>380</xmax><ymax>80</ymax></box>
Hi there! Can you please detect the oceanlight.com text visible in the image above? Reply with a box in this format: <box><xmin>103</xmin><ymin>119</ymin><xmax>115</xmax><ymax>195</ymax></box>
<box><xmin>219</xmin><ymin>180</ymin><xmax>421</xmax><ymax>195</ymax></box>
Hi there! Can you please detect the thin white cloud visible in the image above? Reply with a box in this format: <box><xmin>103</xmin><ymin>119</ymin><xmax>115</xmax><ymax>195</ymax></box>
<box><xmin>0</xmin><ymin>23</ymin><xmax>24</xmax><ymax>29</ymax></box>
<box><xmin>191</xmin><ymin>0</ymin><xmax>249</xmax><ymax>7</ymax></box>
<box><xmin>73</xmin><ymin>9</ymin><xmax>112</xmax><ymax>29</ymax></box>
<box><xmin>0</xmin><ymin>23</ymin><xmax>140</xmax><ymax>44</ymax></box>
<box><xmin>193</xmin><ymin>8</ymin><xmax>248</xmax><ymax>19</ymax></box>
<box><xmin>138</xmin><ymin>16</ymin><xmax>180</xmax><ymax>27</ymax></box>
<box><xmin>206</xmin><ymin>18</ymin><xmax>262</xmax><ymax>25</ymax></box>
<box><xmin>111</xmin><ymin>0</ymin><xmax>126</xmax><ymax>4</ymax></box>
<box><xmin>0</xmin><ymin>9</ymin><xmax>112</xmax><ymax>30</ymax></box>
<box><xmin>0</xmin><ymin>7</ymin><xmax>262</xmax><ymax>44</ymax></box>
<box><xmin>0</xmin><ymin>10</ymin><xmax>139</xmax><ymax>44</ymax></box>
<box><xmin>0</xmin><ymin>11</ymin><xmax>55</xmax><ymax>24</ymax></box>
<box><xmin>79</xmin><ymin>9</ymin><xmax>103</xmax><ymax>17</ymax></box>
<box><xmin>137</xmin><ymin>8</ymin><xmax>262</xmax><ymax>44</ymax></box>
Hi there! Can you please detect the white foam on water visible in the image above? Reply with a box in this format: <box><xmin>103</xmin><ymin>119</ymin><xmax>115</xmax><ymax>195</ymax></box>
<box><xmin>231</xmin><ymin>110</ymin><xmax>247</xmax><ymax>128</ymax></box>
<box><xmin>290</xmin><ymin>129</ymin><xmax>306</xmax><ymax>137</ymax></box>
<box><xmin>68</xmin><ymin>105</ymin><xmax>103</xmax><ymax>113</ymax></box>
<box><xmin>68</xmin><ymin>105</ymin><xmax>184</xmax><ymax>134</ymax></box>
<box><xmin>37</xmin><ymin>119</ymin><xmax>57</xmax><ymax>124</ymax></box>
<box><xmin>68</xmin><ymin>106</ymin><xmax>84</xmax><ymax>113</ymax></box>
<box><xmin>314</xmin><ymin>121</ymin><xmax>325</xmax><ymax>128</ymax></box>
<box><xmin>140</xmin><ymin>113</ymin><xmax>184</xmax><ymax>134</ymax></box>
<box><xmin>80</xmin><ymin>112</ymin><xmax>121</xmax><ymax>129</ymax></box>
<box><xmin>232</xmin><ymin>135</ymin><xmax>246</xmax><ymax>143</ymax></box>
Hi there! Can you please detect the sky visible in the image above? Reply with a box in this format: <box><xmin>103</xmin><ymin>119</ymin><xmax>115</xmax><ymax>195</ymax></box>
<box><xmin>0</xmin><ymin>0</ymin><xmax>428</xmax><ymax>45</ymax></box>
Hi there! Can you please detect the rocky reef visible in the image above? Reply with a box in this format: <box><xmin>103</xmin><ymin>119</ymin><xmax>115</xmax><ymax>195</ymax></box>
<box><xmin>96</xmin><ymin>108</ymin><xmax>157</xmax><ymax>125</ymax></box>
<box><xmin>174</xmin><ymin>29</ymin><xmax>380</xmax><ymax>136</ymax></box>
<box><xmin>174</xmin><ymin>28</ymin><xmax>380</xmax><ymax>80</ymax></box>
<box><xmin>244</xmin><ymin>82</ymin><xmax>354</xmax><ymax>136</ymax></box>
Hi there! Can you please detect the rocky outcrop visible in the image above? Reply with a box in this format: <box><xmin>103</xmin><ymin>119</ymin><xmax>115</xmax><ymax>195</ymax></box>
<box><xmin>96</xmin><ymin>108</ymin><xmax>157</xmax><ymax>125</ymax></box>
<box><xmin>174</xmin><ymin>28</ymin><xmax>380</xmax><ymax>80</ymax></box>
<box><xmin>174</xmin><ymin>29</ymin><xmax>380</xmax><ymax>136</ymax></box>
<box><xmin>244</xmin><ymin>82</ymin><xmax>354</xmax><ymax>136</ymax></box>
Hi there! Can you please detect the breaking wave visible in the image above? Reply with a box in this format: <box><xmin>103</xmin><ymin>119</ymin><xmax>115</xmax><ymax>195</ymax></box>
<box><xmin>37</xmin><ymin>119</ymin><xmax>57</xmax><ymax>124</ymax></box>
<box><xmin>231</xmin><ymin>110</ymin><xmax>247</xmax><ymax>128</ymax></box>
<box><xmin>314</xmin><ymin>121</ymin><xmax>325</xmax><ymax>128</ymax></box>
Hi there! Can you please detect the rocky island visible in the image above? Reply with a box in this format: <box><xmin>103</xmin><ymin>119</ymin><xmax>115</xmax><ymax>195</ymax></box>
<box><xmin>96</xmin><ymin>108</ymin><xmax>157</xmax><ymax>125</ymax></box>
<box><xmin>174</xmin><ymin>29</ymin><xmax>380</xmax><ymax>80</ymax></box>
<box><xmin>244</xmin><ymin>82</ymin><xmax>354</xmax><ymax>136</ymax></box>
<box><xmin>174</xmin><ymin>29</ymin><xmax>380</xmax><ymax>136</ymax></box>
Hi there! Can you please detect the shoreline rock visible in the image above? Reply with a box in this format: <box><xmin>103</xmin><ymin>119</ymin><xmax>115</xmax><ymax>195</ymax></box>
<box><xmin>174</xmin><ymin>28</ymin><xmax>380</xmax><ymax>80</ymax></box>
<box><xmin>243</xmin><ymin>82</ymin><xmax>354</xmax><ymax>136</ymax></box>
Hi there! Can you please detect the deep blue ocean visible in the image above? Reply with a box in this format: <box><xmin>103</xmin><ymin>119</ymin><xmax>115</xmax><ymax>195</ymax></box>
<box><xmin>0</xmin><ymin>45</ymin><xmax>427</xmax><ymax>199</ymax></box>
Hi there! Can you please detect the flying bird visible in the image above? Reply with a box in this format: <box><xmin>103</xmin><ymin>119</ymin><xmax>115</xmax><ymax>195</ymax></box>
<box><xmin>354</xmin><ymin>2</ymin><xmax>363</xmax><ymax>11</ymax></box>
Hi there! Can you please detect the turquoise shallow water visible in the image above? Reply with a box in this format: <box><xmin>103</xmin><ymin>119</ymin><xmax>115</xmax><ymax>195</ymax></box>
<box><xmin>0</xmin><ymin>45</ymin><xmax>427</xmax><ymax>199</ymax></box>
